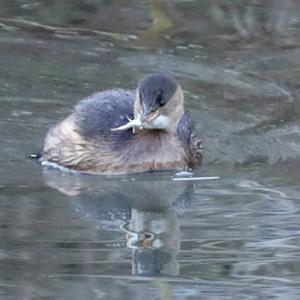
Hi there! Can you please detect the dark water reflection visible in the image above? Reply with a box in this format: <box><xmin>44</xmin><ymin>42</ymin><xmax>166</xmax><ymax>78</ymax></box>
<box><xmin>1</xmin><ymin>0</ymin><xmax>300</xmax><ymax>299</ymax></box>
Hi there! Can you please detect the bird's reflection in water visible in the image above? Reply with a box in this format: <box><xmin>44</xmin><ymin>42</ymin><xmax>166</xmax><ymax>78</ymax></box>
<box><xmin>43</xmin><ymin>169</ymin><xmax>193</xmax><ymax>277</ymax></box>
<box><xmin>126</xmin><ymin>208</ymin><xmax>180</xmax><ymax>276</ymax></box>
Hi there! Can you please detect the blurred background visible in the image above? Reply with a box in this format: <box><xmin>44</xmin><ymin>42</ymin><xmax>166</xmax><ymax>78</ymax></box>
<box><xmin>1</xmin><ymin>1</ymin><xmax>300</xmax><ymax>299</ymax></box>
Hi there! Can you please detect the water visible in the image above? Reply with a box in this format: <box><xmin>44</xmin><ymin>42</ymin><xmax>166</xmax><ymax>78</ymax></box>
<box><xmin>1</xmin><ymin>0</ymin><xmax>300</xmax><ymax>299</ymax></box>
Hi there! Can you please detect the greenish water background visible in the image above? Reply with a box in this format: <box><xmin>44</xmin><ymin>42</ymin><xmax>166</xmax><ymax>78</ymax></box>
<box><xmin>1</xmin><ymin>1</ymin><xmax>300</xmax><ymax>299</ymax></box>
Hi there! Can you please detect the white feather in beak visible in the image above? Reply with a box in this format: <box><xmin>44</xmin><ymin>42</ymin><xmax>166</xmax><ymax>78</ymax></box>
<box><xmin>111</xmin><ymin>116</ymin><xmax>142</xmax><ymax>132</ymax></box>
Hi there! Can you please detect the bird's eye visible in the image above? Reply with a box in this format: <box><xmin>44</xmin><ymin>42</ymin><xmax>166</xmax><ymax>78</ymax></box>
<box><xmin>157</xmin><ymin>91</ymin><xmax>165</xmax><ymax>107</ymax></box>
<box><xmin>156</xmin><ymin>90</ymin><xmax>166</xmax><ymax>106</ymax></box>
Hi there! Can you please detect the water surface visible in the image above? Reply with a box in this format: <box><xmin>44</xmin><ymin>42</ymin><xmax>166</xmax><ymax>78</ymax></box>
<box><xmin>1</xmin><ymin>1</ymin><xmax>300</xmax><ymax>299</ymax></box>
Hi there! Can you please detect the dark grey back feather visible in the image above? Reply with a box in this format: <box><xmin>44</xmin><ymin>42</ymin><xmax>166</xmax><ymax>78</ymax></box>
<box><xmin>177</xmin><ymin>112</ymin><xmax>202</xmax><ymax>164</ymax></box>
<box><xmin>74</xmin><ymin>89</ymin><xmax>135</xmax><ymax>149</ymax></box>
<box><xmin>177</xmin><ymin>112</ymin><xmax>194</xmax><ymax>146</ymax></box>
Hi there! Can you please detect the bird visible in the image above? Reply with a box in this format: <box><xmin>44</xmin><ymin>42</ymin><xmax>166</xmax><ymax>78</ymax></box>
<box><xmin>38</xmin><ymin>73</ymin><xmax>202</xmax><ymax>174</ymax></box>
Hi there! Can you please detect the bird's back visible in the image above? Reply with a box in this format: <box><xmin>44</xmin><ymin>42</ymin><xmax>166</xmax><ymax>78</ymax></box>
<box><xmin>74</xmin><ymin>89</ymin><xmax>136</xmax><ymax>150</ymax></box>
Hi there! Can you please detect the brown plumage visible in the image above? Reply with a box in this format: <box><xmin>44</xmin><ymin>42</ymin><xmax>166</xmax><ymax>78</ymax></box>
<box><xmin>40</xmin><ymin>74</ymin><xmax>202</xmax><ymax>174</ymax></box>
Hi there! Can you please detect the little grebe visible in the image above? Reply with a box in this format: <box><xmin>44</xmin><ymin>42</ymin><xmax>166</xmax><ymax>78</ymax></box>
<box><xmin>40</xmin><ymin>73</ymin><xmax>202</xmax><ymax>174</ymax></box>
